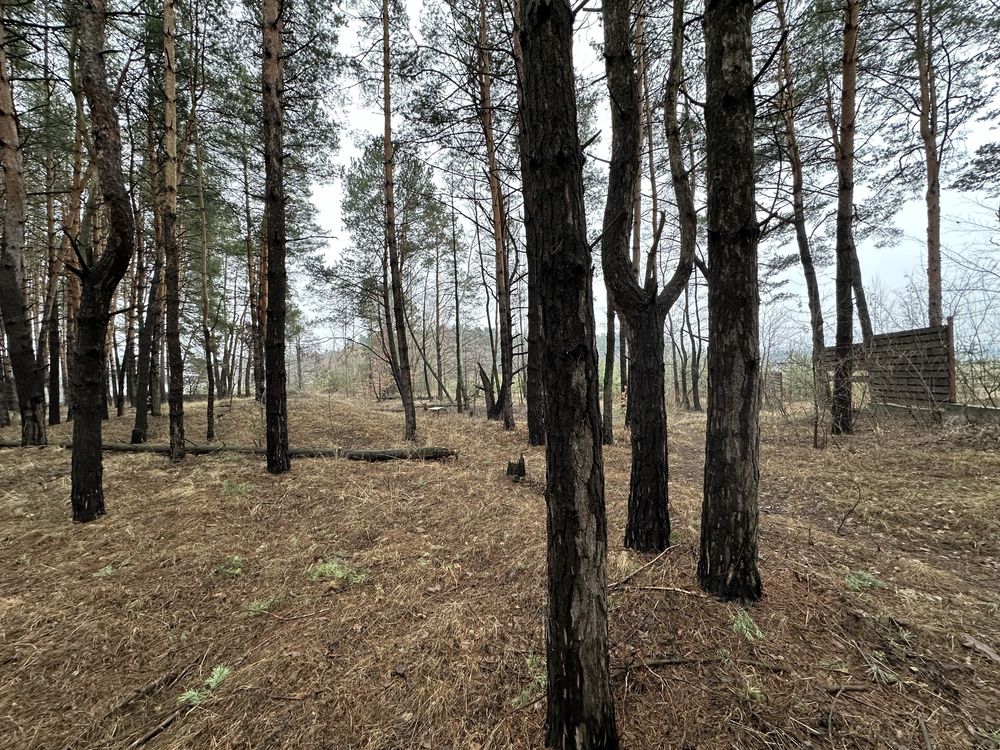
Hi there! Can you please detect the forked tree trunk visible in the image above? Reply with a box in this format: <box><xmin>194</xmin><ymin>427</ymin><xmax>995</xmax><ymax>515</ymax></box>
<box><xmin>163</xmin><ymin>0</ymin><xmax>185</xmax><ymax>461</ymax></box>
<box><xmin>600</xmin><ymin>0</ymin><xmax>692</xmax><ymax>553</ymax></box>
<box><xmin>72</xmin><ymin>0</ymin><xmax>136</xmax><ymax>521</ymax></box>
<box><xmin>0</xmin><ymin>11</ymin><xmax>46</xmax><ymax>446</ymax></box>
<box><xmin>262</xmin><ymin>0</ymin><xmax>290</xmax><ymax>472</ymax></box>
<box><xmin>698</xmin><ymin>0</ymin><xmax>762</xmax><ymax>602</ymax></box>
<box><xmin>381</xmin><ymin>0</ymin><xmax>416</xmax><ymax>441</ymax></box>
<box><xmin>520</xmin><ymin>1</ymin><xmax>618</xmax><ymax>746</ymax></box>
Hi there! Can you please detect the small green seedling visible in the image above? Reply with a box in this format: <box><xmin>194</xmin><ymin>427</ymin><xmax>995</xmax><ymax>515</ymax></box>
<box><xmin>214</xmin><ymin>555</ymin><xmax>244</xmax><ymax>578</ymax></box>
<box><xmin>730</xmin><ymin>609</ymin><xmax>764</xmax><ymax>642</ymax></box>
<box><xmin>510</xmin><ymin>653</ymin><xmax>547</xmax><ymax>709</ymax></box>
<box><xmin>845</xmin><ymin>570</ymin><xmax>886</xmax><ymax>592</ymax></box>
<box><xmin>92</xmin><ymin>564</ymin><xmax>115</xmax><ymax>578</ymax></box>
<box><xmin>246</xmin><ymin>596</ymin><xmax>280</xmax><ymax>616</ymax></box>
<box><xmin>177</xmin><ymin>664</ymin><xmax>233</xmax><ymax>707</ymax></box>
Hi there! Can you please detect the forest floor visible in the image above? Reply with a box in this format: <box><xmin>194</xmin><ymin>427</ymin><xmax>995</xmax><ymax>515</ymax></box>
<box><xmin>1</xmin><ymin>394</ymin><xmax>999</xmax><ymax>750</ymax></box>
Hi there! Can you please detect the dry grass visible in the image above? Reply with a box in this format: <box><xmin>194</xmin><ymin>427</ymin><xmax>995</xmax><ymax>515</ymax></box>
<box><xmin>1</xmin><ymin>395</ymin><xmax>999</xmax><ymax>749</ymax></box>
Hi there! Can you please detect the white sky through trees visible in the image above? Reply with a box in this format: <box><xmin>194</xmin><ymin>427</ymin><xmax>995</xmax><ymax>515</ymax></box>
<box><xmin>306</xmin><ymin>0</ymin><xmax>999</xmax><ymax>349</ymax></box>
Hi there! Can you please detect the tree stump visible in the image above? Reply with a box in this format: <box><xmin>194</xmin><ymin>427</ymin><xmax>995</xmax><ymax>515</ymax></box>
<box><xmin>506</xmin><ymin>454</ymin><xmax>526</xmax><ymax>482</ymax></box>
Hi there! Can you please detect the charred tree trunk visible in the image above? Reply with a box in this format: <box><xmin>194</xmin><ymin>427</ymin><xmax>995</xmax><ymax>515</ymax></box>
<box><xmin>520</xmin><ymin>1</ymin><xmax>618</xmax><ymax>746</ymax></box>
<box><xmin>262</xmin><ymin>0</ymin><xmax>290</xmax><ymax>473</ymax></box>
<box><xmin>698</xmin><ymin>0</ymin><xmax>762</xmax><ymax>602</ymax></box>
<box><xmin>624</xmin><ymin>311</ymin><xmax>669</xmax><ymax>550</ymax></box>
<box><xmin>600</xmin><ymin>0</ymin><xmax>692</xmax><ymax>553</ymax></box>
<box><xmin>0</xmin><ymin>11</ymin><xmax>46</xmax><ymax>445</ymax></box>
<box><xmin>72</xmin><ymin>0</ymin><xmax>136</xmax><ymax>521</ymax></box>
<box><xmin>512</xmin><ymin>3</ymin><xmax>544</xmax><ymax>444</ymax></box>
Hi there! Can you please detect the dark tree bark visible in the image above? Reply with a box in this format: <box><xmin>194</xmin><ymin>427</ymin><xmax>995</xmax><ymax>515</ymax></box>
<box><xmin>600</xmin><ymin>0</ymin><xmax>693</xmax><ymax>553</ymax></box>
<box><xmin>519</xmin><ymin>1</ymin><xmax>618</xmax><ymax>748</ymax></box>
<box><xmin>262</xmin><ymin>0</ymin><xmax>290</xmax><ymax>473</ymax></box>
<box><xmin>163</xmin><ymin>0</ymin><xmax>185</xmax><ymax>461</ymax></box>
<box><xmin>511</xmin><ymin>3</ymin><xmax>544</xmax><ymax>444</ymax></box>
<box><xmin>0</xmin><ymin>10</ymin><xmax>46</xmax><ymax>446</ymax></box>
<box><xmin>72</xmin><ymin>0</ymin><xmax>136</xmax><ymax>522</ymax></box>
<box><xmin>698</xmin><ymin>0</ymin><xmax>763</xmax><ymax>602</ymax></box>
<box><xmin>830</xmin><ymin>0</ymin><xmax>860</xmax><ymax>435</ymax></box>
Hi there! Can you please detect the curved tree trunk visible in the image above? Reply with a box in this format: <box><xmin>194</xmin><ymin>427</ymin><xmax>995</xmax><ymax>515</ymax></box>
<box><xmin>698</xmin><ymin>0</ymin><xmax>763</xmax><ymax>602</ymax></box>
<box><xmin>72</xmin><ymin>0</ymin><xmax>136</xmax><ymax>521</ymax></box>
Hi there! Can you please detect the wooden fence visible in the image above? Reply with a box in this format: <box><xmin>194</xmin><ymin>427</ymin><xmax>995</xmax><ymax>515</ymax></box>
<box><xmin>819</xmin><ymin>318</ymin><xmax>957</xmax><ymax>406</ymax></box>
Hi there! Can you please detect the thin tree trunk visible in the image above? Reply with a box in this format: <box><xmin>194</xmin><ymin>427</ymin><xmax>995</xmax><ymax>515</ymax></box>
<box><xmin>520</xmin><ymin>1</ymin><xmax>618</xmax><ymax>745</ymax></box>
<box><xmin>450</xmin><ymin>196</ymin><xmax>466</xmax><ymax>413</ymax></box>
<box><xmin>776</xmin><ymin>0</ymin><xmax>826</xmax><ymax>448</ymax></box>
<box><xmin>382</xmin><ymin>0</ymin><xmax>416</xmax><ymax>441</ymax></box>
<box><xmin>915</xmin><ymin>0</ymin><xmax>942</xmax><ymax>326</ymax></box>
<box><xmin>699</xmin><ymin>0</ymin><xmax>762</xmax><ymax>602</ymax></box>
<box><xmin>829</xmin><ymin>0</ymin><xmax>860</xmax><ymax>435</ymax></box>
<box><xmin>192</xmin><ymin>67</ymin><xmax>215</xmax><ymax>441</ymax></box>
<box><xmin>602</xmin><ymin>306</ymin><xmax>615</xmax><ymax>445</ymax></box>
<box><xmin>478</xmin><ymin>0</ymin><xmax>514</xmax><ymax>430</ymax></box>
<box><xmin>163</xmin><ymin>0</ymin><xmax>185</xmax><ymax>461</ymax></box>
<box><xmin>262</xmin><ymin>0</ymin><xmax>290</xmax><ymax>472</ymax></box>
<box><xmin>0</xmin><ymin>9</ymin><xmax>46</xmax><ymax>445</ymax></box>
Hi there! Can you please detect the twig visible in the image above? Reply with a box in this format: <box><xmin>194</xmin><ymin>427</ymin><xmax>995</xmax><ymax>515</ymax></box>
<box><xmin>837</xmin><ymin>483</ymin><xmax>863</xmax><ymax>535</ymax></box>
<box><xmin>918</xmin><ymin>715</ymin><xmax>934</xmax><ymax>750</ymax></box>
<box><xmin>126</xmin><ymin>707</ymin><xmax>185</xmax><ymax>750</ymax></box>
<box><xmin>608</xmin><ymin>545</ymin><xmax>675</xmax><ymax>590</ymax></box>
<box><xmin>614</xmin><ymin>655</ymin><xmax>792</xmax><ymax>675</ymax></box>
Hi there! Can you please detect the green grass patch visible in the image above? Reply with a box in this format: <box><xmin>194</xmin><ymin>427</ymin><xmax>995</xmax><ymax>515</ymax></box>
<box><xmin>177</xmin><ymin>664</ymin><xmax>233</xmax><ymax>707</ymax></box>
<box><xmin>220</xmin><ymin>480</ymin><xmax>255</xmax><ymax>496</ymax></box>
<box><xmin>213</xmin><ymin>555</ymin><xmax>245</xmax><ymax>578</ymax></box>
<box><xmin>308</xmin><ymin>559</ymin><xmax>368</xmax><ymax>585</ymax></box>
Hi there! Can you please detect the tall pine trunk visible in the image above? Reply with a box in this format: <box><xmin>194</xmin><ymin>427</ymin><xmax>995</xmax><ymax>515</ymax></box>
<box><xmin>831</xmin><ymin>0</ymin><xmax>860</xmax><ymax>435</ymax></box>
<box><xmin>262</xmin><ymin>0</ymin><xmax>290</xmax><ymax>472</ymax></box>
<box><xmin>382</xmin><ymin>0</ymin><xmax>416</xmax><ymax>441</ymax></box>
<box><xmin>0</xmin><ymin>10</ymin><xmax>46</xmax><ymax>446</ymax></box>
<box><xmin>520</xmin><ymin>1</ymin><xmax>618</xmax><ymax>746</ymax></box>
<box><xmin>163</xmin><ymin>0</ymin><xmax>185</xmax><ymax>460</ymax></box>
<box><xmin>698</xmin><ymin>0</ymin><xmax>763</xmax><ymax>602</ymax></box>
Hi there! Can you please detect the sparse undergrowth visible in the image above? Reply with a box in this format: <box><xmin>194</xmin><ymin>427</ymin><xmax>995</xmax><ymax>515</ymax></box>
<box><xmin>1</xmin><ymin>397</ymin><xmax>999</xmax><ymax>749</ymax></box>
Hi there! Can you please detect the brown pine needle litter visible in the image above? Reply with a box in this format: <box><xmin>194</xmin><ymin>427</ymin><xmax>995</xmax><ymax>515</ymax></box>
<box><xmin>1</xmin><ymin>395</ymin><xmax>999</xmax><ymax>749</ymax></box>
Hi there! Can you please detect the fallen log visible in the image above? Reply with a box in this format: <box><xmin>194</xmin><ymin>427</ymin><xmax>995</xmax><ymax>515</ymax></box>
<box><xmin>0</xmin><ymin>439</ymin><xmax>457</xmax><ymax>462</ymax></box>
